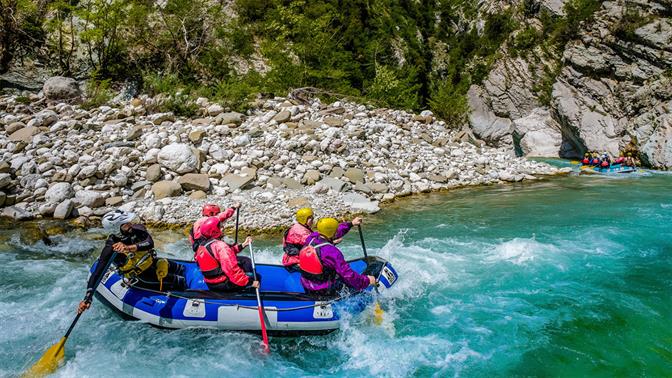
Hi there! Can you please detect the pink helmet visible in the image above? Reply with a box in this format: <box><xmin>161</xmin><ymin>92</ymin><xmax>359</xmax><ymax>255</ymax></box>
<box><xmin>200</xmin><ymin>217</ymin><xmax>222</xmax><ymax>239</ymax></box>
<box><xmin>202</xmin><ymin>204</ymin><xmax>221</xmax><ymax>217</ymax></box>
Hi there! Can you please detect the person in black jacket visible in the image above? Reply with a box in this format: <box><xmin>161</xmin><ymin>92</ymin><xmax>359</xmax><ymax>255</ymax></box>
<box><xmin>77</xmin><ymin>210</ymin><xmax>185</xmax><ymax>314</ymax></box>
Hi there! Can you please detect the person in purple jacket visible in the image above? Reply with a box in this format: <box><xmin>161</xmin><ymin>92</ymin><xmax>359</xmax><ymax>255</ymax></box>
<box><xmin>299</xmin><ymin>217</ymin><xmax>376</xmax><ymax>297</ymax></box>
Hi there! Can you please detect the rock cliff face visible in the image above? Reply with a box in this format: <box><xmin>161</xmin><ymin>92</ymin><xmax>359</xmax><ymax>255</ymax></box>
<box><xmin>469</xmin><ymin>0</ymin><xmax>672</xmax><ymax>168</ymax></box>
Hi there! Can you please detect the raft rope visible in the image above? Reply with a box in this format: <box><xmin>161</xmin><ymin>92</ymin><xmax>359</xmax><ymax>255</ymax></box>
<box><xmin>125</xmin><ymin>282</ymin><xmax>360</xmax><ymax>312</ymax></box>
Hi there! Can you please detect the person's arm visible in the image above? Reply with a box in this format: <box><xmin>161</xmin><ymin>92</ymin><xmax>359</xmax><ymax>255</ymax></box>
<box><xmin>132</xmin><ymin>225</ymin><xmax>154</xmax><ymax>251</ymax></box>
<box><xmin>324</xmin><ymin>247</ymin><xmax>371</xmax><ymax>291</ymax></box>
<box><xmin>334</xmin><ymin>222</ymin><xmax>353</xmax><ymax>239</ymax></box>
<box><xmin>79</xmin><ymin>236</ymin><xmax>118</xmax><ymax>312</ymax></box>
<box><xmin>217</xmin><ymin>207</ymin><xmax>236</xmax><ymax>222</ymax></box>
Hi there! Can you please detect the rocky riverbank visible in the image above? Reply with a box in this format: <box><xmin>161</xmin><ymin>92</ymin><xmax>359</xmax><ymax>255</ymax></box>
<box><xmin>0</xmin><ymin>86</ymin><xmax>568</xmax><ymax>231</ymax></box>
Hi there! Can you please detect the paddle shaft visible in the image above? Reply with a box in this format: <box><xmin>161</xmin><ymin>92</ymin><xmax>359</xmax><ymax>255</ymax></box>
<box><xmin>357</xmin><ymin>224</ymin><xmax>381</xmax><ymax>296</ymax></box>
<box><xmin>58</xmin><ymin>251</ymin><xmax>118</xmax><ymax>353</ymax></box>
<box><xmin>248</xmin><ymin>243</ymin><xmax>270</xmax><ymax>353</ymax></box>
<box><xmin>357</xmin><ymin>224</ymin><xmax>368</xmax><ymax>259</ymax></box>
<box><xmin>234</xmin><ymin>208</ymin><xmax>240</xmax><ymax>244</ymax></box>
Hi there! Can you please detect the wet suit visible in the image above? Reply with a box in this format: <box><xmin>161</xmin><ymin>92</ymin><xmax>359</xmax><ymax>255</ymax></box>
<box><xmin>85</xmin><ymin>224</ymin><xmax>185</xmax><ymax>302</ymax></box>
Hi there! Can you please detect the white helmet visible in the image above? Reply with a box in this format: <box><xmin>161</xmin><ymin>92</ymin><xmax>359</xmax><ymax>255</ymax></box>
<box><xmin>102</xmin><ymin>210</ymin><xmax>136</xmax><ymax>231</ymax></box>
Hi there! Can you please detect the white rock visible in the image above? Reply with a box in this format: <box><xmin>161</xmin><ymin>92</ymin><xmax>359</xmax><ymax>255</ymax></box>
<box><xmin>157</xmin><ymin>143</ymin><xmax>198</xmax><ymax>173</ymax></box>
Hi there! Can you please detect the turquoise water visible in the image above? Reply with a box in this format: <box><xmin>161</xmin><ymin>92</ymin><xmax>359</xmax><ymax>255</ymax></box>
<box><xmin>1</xmin><ymin>171</ymin><xmax>671</xmax><ymax>377</ymax></box>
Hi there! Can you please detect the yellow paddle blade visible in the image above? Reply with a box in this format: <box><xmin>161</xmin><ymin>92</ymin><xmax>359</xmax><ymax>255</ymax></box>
<box><xmin>570</xmin><ymin>160</ymin><xmax>580</xmax><ymax>165</ymax></box>
<box><xmin>373</xmin><ymin>302</ymin><xmax>384</xmax><ymax>326</ymax></box>
<box><xmin>22</xmin><ymin>337</ymin><xmax>66</xmax><ymax>378</ymax></box>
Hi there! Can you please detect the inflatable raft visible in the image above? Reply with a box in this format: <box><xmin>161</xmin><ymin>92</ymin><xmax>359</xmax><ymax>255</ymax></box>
<box><xmin>580</xmin><ymin>163</ymin><xmax>637</xmax><ymax>174</ymax></box>
<box><xmin>93</xmin><ymin>256</ymin><xmax>398</xmax><ymax>335</ymax></box>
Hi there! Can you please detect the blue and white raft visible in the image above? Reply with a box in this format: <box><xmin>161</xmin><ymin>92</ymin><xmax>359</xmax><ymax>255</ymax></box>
<box><xmin>93</xmin><ymin>256</ymin><xmax>398</xmax><ymax>335</ymax></box>
<box><xmin>580</xmin><ymin>163</ymin><xmax>637</xmax><ymax>174</ymax></box>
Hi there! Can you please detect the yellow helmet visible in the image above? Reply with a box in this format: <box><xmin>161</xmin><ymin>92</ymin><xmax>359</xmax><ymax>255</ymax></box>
<box><xmin>316</xmin><ymin>217</ymin><xmax>339</xmax><ymax>239</ymax></box>
<box><xmin>296</xmin><ymin>207</ymin><xmax>314</xmax><ymax>225</ymax></box>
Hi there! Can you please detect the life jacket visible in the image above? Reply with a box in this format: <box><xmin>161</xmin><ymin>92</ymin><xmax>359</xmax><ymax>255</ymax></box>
<box><xmin>283</xmin><ymin>223</ymin><xmax>310</xmax><ymax>256</ymax></box>
<box><xmin>189</xmin><ymin>226</ymin><xmax>207</xmax><ymax>253</ymax></box>
<box><xmin>600</xmin><ymin>161</ymin><xmax>609</xmax><ymax>167</ymax></box>
<box><xmin>194</xmin><ymin>239</ymin><xmax>228</xmax><ymax>284</ymax></box>
<box><xmin>582</xmin><ymin>158</ymin><xmax>590</xmax><ymax>164</ymax></box>
<box><xmin>614</xmin><ymin>157</ymin><xmax>624</xmax><ymax>164</ymax></box>
<box><xmin>298</xmin><ymin>241</ymin><xmax>336</xmax><ymax>283</ymax></box>
<box><xmin>118</xmin><ymin>250</ymin><xmax>155</xmax><ymax>277</ymax></box>
<box><xmin>591</xmin><ymin>158</ymin><xmax>600</xmax><ymax>165</ymax></box>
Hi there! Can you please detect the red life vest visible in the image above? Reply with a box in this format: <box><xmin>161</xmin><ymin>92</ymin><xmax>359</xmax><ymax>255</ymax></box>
<box><xmin>601</xmin><ymin>161</ymin><xmax>609</xmax><ymax>167</ymax></box>
<box><xmin>298</xmin><ymin>241</ymin><xmax>335</xmax><ymax>282</ymax></box>
<box><xmin>189</xmin><ymin>226</ymin><xmax>207</xmax><ymax>252</ymax></box>
<box><xmin>582</xmin><ymin>158</ymin><xmax>589</xmax><ymax>164</ymax></box>
<box><xmin>194</xmin><ymin>240</ymin><xmax>227</xmax><ymax>284</ymax></box>
<box><xmin>614</xmin><ymin>157</ymin><xmax>624</xmax><ymax>164</ymax></box>
<box><xmin>283</xmin><ymin>223</ymin><xmax>311</xmax><ymax>256</ymax></box>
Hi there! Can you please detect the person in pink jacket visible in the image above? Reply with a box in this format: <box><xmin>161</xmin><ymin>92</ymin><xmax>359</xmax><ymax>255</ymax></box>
<box><xmin>194</xmin><ymin>217</ymin><xmax>259</xmax><ymax>292</ymax></box>
<box><xmin>189</xmin><ymin>202</ymin><xmax>239</xmax><ymax>251</ymax></box>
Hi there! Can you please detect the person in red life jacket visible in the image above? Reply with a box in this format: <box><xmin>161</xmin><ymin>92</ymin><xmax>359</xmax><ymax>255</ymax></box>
<box><xmin>613</xmin><ymin>153</ymin><xmax>625</xmax><ymax>165</ymax></box>
<box><xmin>298</xmin><ymin>217</ymin><xmax>375</xmax><ymax>297</ymax></box>
<box><xmin>189</xmin><ymin>202</ymin><xmax>240</xmax><ymax>252</ymax></box>
<box><xmin>194</xmin><ymin>217</ymin><xmax>259</xmax><ymax>292</ymax></box>
<box><xmin>600</xmin><ymin>153</ymin><xmax>611</xmax><ymax>169</ymax></box>
<box><xmin>282</xmin><ymin>208</ymin><xmax>361</xmax><ymax>271</ymax></box>
<box><xmin>581</xmin><ymin>152</ymin><xmax>590</xmax><ymax>165</ymax></box>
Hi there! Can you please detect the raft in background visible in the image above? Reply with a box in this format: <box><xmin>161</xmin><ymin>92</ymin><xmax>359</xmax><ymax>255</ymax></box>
<box><xmin>580</xmin><ymin>163</ymin><xmax>637</xmax><ymax>174</ymax></box>
<box><xmin>93</xmin><ymin>256</ymin><xmax>398</xmax><ymax>335</ymax></box>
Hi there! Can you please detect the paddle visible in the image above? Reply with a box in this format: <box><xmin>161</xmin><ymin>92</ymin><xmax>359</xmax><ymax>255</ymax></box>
<box><xmin>24</xmin><ymin>252</ymin><xmax>117</xmax><ymax>377</ymax></box>
<box><xmin>357</xmin><ymin>224</ymin><xmax>384</xmax><ymax>325</ymax></box>
<box><xmin>248</xmin><ymin>242</ymin><xmax>270</xmax><ymax>354</ymax></box>
<box><xmin>234</xmin><ymin>207</ymin><xmax>240</xmax><ymax>244</ymax></box>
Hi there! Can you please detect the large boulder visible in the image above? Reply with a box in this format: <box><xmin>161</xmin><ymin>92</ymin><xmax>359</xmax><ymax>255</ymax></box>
<box><xmin>53</xmin><ymin>199</ymin><xmax>75</xmax><ymax>219</ymax></box>
<box><xmin>2</xmin><ymin>206</ymin><xmax>34</xmax><ymax>220</ymax></box>
<box><xmin>217</xmin><ymin>112</ymin><xmax>244</xmax><ymax>126</ymax></box>
<box><xmin>45</xmin><ymin>182</ymin><xmax>74</xmax><ymax>203</ymax></box>
<box><xmin>146</xmin><ymin>164</ymin><xmax>162</xmax><ymax>182</ymax></box>
<box><xmin>467</xmin><ymin>86</ymin><xmax>513</xmax><ymax>146</ymax></box>
<box><xmin>74</xmin><ymin>190</ymin><xmax>106</xmax><ymax>208</ymax></box>
<box><xmin>342</xmin><ymin>193</ymin><xmax>380</xmax><ymax>213</ymax></box>
<box><xmin>512</xmin><ymin>108</ymin><xmax>562</xmax><ymax>157</ymax></box>
<box><xmin>177</xmin><ymin>173</ymin><xmax>211</xmax><ymax>191</ymax></box>
<box><xmin>0</xmin><ymin>173</ymin><xmax>11</xmax><ymax>189</ymax></box>
<box><xmin>221</xmin><ymin>168</ymin><xmax>256</xmax><ymax>191</ymax></box>
<box><xmin>151</xmin><ymin>180</ymin><xmax>182</xmax><ymax>199</ymax></box>
<box><xmin>43</xmin><ymin>76</ymin><xmax>81</xmax><ymax>100</ymax></box>
<box><xmin>157</xmin><ymin>143</ymin><xmax>198</xmax><ymax>174</ymax></box>
<box><xmin>9</xmin><ymin>127</ymin><xmax>40</xmax><ymax>143</ymax></box>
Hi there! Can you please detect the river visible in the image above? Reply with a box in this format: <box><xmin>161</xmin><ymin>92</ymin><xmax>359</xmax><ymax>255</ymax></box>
<box><xmin>1</xmin><ymin>168</ymin><xmax>670</xmax><ymax>377</ymax></box>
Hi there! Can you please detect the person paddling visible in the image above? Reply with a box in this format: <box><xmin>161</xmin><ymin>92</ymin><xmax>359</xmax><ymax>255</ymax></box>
<box><xmin>78</xmin><ymin>210</ymin><xmax>185</xmax><ymax>314</ymax></box>
<box><xmin>282</xmin><ymin>208</ymin><xmax>361</xmax><ymax>271</ymax></box>
<box><xmin>194</xmin><ymin>217</ymin><xmax>259</xmax><ymax>292</ymax></box>
<box><xmin>298</xmin><ymin>217</ymin><xmax>375</xmax><ymax>298</ymax></box>
<box><xmin>189</xmin><ymin>202</ymin><xmax>240</xmax><ymax>251</ymax></box>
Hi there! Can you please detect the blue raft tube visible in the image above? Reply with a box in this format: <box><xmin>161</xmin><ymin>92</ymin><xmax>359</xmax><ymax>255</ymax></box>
<box><xmin>92</xmin><ymin>256</ymin><xmax>398</xmax><ymax>336</ymax></box>
<box><xmin>580</xmin><ymin>163</ymin><xmax>637</xmax><ymax>174</ymax></box>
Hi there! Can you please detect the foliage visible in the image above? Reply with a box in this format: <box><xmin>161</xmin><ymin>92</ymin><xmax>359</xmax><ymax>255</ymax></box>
<box><xmin>0</xmin><ymin>0</ymin><xmax>48</xmax><ymax>74</ymax></box>
<box><xmin>511</xmin><ymin>27</ymin><xmax>543</xmax><ymax>55</ymax></box>
<box><xmin>15</xmin><ymin>96</ymin><xmax>31</xmax><ymax>104</ymax></box>
<box><xmin>428</xmin><ymin>76</ymin><xmax>470</xmax><ymax>128</ymax></box>
<box><xmin>1</xmin><ymin>0</ymin><xmax>607</xmax><ymax>124</ymax></box>
<box><xmin>365</xmin><ymin>64</ymin><xmax>421</xmax><ymax>110</ymax></box>
<box><xmin>81</xmin><ymin>79</ymin><xmax>113</xmax><ymax>110</ymax></box>
<box><xmin>612</xmin><ymin>6</ymin><xmax>651</xmax><ymax>43</ymax></box>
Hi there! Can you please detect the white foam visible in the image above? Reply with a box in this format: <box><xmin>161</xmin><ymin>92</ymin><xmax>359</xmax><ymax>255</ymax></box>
<box><xmin>486</xmin><ymin>237</ymin><xmax>558</xmax><ymax>265</ymax></box>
